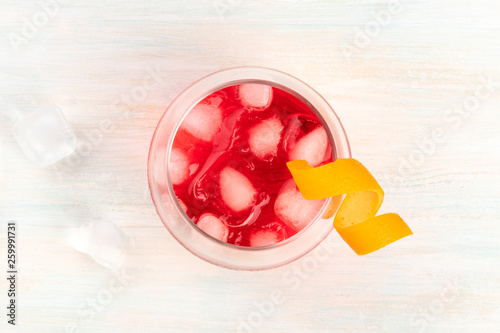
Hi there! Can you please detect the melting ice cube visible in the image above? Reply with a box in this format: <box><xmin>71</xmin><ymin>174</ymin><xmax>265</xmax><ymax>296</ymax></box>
<box><xmin>219</xmin><ymin>166</ymin><xmax>257</xmax><ymax>212</ymax></box>
<box><xmin>249</xmin><ymin>229</ymin><xmax>283</xmax><ymax>247</ymax></box>
<box><xmin>177</xmin><ymin>198</ymin><xmax>188</xmax><ymax>213</ymax></box>
<box><xmin>237</xmin><ymin>84</ymin><xmax>273</xmax><ymax>110</ymax></box>
<box><xmin>196</xmin><ymin>213</ymin><xmax>229</xmax><ymax>242</ymax></box>
<box><xmin>288</xmin><ymin>126</ymin><xmax>329</xmax><ymax>167</ymax></box>
<box><xmin>170</xmin><ymin>148</ymin><xmax>190</xmax><ymax>185</ymax></box>
<box><xmin>274</xmin><ymin>179</ymin><xmax>325</xmax><ymax>232</ymax></box>
<box><xmin>12</xmin><ymin>105</ymin><xmax>76</xmax><ymax>166</ymax></box>
<box><xmin>180</xmin><ymin>104</ymin><xmax>222</xmax><ymax>142</ymax></box>
<box><xmin>69</xmin><ymin>219</ymin><xmax>127</xmax><ymax>271</ymax></box>
<box><xmin>248</xmin><ymin>117</ymin><xmax>284</xmax><ymax>160</ymax></box>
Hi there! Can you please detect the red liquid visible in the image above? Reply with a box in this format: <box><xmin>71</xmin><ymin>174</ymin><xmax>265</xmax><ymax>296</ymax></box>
<box><xmin>170</xmin><ymin>84</ymin><xmax>333</xmax><ymax>247</ymax></box>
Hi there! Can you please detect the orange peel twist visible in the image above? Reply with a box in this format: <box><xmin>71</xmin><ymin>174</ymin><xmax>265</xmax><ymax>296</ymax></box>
<box><xmin>287</xmin><ymin>158</ymin><xmax>412</xmax><ymax>255</ymax></box>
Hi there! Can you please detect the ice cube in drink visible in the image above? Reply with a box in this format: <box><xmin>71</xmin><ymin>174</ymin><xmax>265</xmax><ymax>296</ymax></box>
<box><xmin>169</xmin><ymin>84</ymin><xmax>333</xmax><ymax>247</ymax></box>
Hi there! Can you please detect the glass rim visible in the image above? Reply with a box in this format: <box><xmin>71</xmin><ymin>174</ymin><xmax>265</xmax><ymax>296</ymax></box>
<box><xmin>148</xmin><ymin>66</ymin><xmax>351</xmax><ymax>270</ymax></box>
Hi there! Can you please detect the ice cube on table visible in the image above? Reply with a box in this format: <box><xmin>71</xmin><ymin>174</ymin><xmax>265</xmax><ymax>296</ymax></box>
<box><xmin>180</xmin><ymin>104</ymin><xmax>222</xmax><ymax>142</ymax></box>
<box><xmin>12</xmin><ymin>105</ymin><xmax>77</xmax><ymax>166</ymax></box>
<box><xmin>196</xmin><ymin>213</ymin><xmax>229</xmax><ymax>242</ymax></box>
<box><xmin>274</xmin><ymin>179</ymin><xmax>325</xmax><ymax>232</ymax></box>
<box><xmin>249</xmin><ymin>229</ymin><xmax>283</xmax><ymax>247</ymax></box>
<box><xmin>170</xmin><ymin>148</ymin><xmax>190</xmax><ymax>185</ymax></box>
<box><xmin>219</xmin><ymin>166</ymin><xmax>257</xmax><ymax>212</ymax></box>
<box><xmin>69</xmin><ymin>219</ymin><xmax>127</xmax><ymax>271</ymax></box>
<box><xmin>248</xmin><ymin>117</ymin><xmax>284</xmax><ymax>160</ymax></box>
<box><xmin>237</xmin><ymin>84</ymin><xmax>273</xmax><ymax>110</ymax></box>
<box><xmin>288</xmin><ymin>126</ymin><xmax>329</xmax><ymax>167</ymax></box>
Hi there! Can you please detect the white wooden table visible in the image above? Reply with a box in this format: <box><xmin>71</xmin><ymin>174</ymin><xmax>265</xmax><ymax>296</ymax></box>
<box><xmin>1</xmin><ymin>1</ymin><xmax>499</xmax><ymax>332</ymax></box>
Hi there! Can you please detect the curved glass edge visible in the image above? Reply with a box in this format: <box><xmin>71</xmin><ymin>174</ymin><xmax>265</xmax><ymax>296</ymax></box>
<box><xmin>148</xmin><ymin>66</ymin><xmax>351</xmax><ymax>270</ymax></box>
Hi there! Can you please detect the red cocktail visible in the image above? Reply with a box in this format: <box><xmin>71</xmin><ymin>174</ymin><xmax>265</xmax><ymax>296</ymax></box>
<box><xmin>170</xmin><ymin>84</ymin><xmax>333</xmax><ymax>247</ymax></box>
<box><xmin>148</xmin><ymin>67</ymin><xmax>350</xmax><ymax>270</ymax></box>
